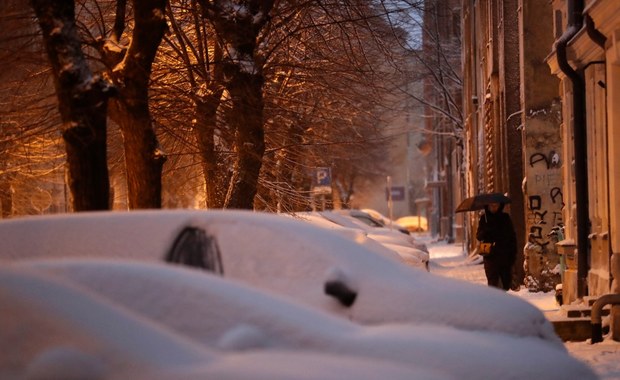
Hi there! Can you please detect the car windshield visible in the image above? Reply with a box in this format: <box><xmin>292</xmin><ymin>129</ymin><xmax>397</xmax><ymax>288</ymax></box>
<box><xmin>351</xmin><ymin>215</ymin><xmax>384</xmax><ymax>227</ymax></box>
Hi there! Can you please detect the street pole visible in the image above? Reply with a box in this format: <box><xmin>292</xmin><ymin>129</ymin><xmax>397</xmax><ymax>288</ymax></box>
<box><xmin>387</xmin><ymin>175</ymin><xmax>393</xmax><ymax>229</ymax></box>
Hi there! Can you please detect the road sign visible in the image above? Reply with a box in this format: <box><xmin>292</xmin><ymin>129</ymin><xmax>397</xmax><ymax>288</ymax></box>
<box><xmin>313</xmin><ymin>167</ymin><xmax>332</xmax><ymax>194</ymax></box>
<box><xmin>386</xmin><ymin>186</ymin><xmax>405</xmax><ymax>201</ymax></box>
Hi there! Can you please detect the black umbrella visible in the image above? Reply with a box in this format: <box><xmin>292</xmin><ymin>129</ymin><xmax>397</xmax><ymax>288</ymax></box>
<box><xmin>455</xmin><ymin>192</ymin><xmax>511</xmax><ymax>213</ymax></box>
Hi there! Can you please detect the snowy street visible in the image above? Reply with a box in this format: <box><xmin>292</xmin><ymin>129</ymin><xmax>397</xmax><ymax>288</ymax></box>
<box><xmin>3</xmin><ymin>0</ymin><xmax>620</xmax><ymax>378</ymax></box>
<box><xmin>424</xmin><ymin>237</ymin><xmax>620</xmax><ymax>380</ymax></box>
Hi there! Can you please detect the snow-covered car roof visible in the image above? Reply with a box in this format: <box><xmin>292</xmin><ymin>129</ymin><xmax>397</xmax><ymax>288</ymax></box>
<box><xmin>283</xmin><ymin>211</ymin><xmax>409</xmax><ymax>264</ymax></box>
<box><xmin>292</xmin><ymin>211</ymin><xmax>429</xmax><ymax>269</ymax></box>
<box><xmin>319</xmin><ymin>210</ymin><xmax>427</xmax><ymax>250</ymax></box>
<box><xmin>0</xmin><ymin>210</ymin><xmax>560</xmax><ymax>344</ymax></box>
<box><xmin>348</xmin><ymin>208</ymin><xmax>412</xmax><ymax>235</ymax></box>
<box><xmin>1</xmin><ymin>260</ymin><xmax>596</xmax><ymax>380</ymax></box>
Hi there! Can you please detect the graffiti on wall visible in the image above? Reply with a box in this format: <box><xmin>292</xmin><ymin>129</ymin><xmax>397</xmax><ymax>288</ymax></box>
<box><xmin>526</xmin><ymin>150</ymin><xmax>564</xmax><ymax>252</ymax></box>
<box><xmin>529</xmin><ymin>150</ymin><xmax>561</xmax><ymax>169</ymax></box>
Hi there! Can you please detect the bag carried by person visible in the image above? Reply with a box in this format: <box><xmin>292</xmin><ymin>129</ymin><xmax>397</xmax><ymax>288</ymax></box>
<box><xmin>478</xmin><ymin>242</ymin><xmax>495</xmax><ymax>256</ymax></box>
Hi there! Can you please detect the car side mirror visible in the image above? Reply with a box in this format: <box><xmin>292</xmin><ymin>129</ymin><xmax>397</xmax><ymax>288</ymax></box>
<box><xmin>324</xmin><ymin>280</ymin><xmax>357</xmax><ymax>307</ymax></box>
<box><xmin>165</xmin><ymin>226</ymin><xmax>224</xmax><ymax>274</ymax></box>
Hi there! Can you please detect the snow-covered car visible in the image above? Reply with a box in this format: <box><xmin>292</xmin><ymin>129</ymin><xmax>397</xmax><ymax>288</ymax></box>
<box><xmin>1</xmin><ymin>261</ymin><xmax>427</xmax><ymax>380</ymax></box>
<box><xmin>396</xmin><ymin>215</ymin><xmax>429</xmax><ymax>232</ymax></box>
<box><xmin>0</xmin><ymin>259</ymin><xmax>597</xmax><ymax>380</ymax></box>
<box><xmin>289</xmin><ymin>211</ymin><xmax>429</xmax><ymax>270</ymax></box>
<box><xmin>320</xmin><ymin>210</ymin><xmax>429</xmax><ymax>253</ymax></box>
<box><xmin>359</xmin><ymin>208</ymin><xmax>412</xmax><ymax>235</ymax></box>
<box><xmin>0</xmin><ymin>210</ymin><xmax>559</xmax><ymax>344</ymax></box>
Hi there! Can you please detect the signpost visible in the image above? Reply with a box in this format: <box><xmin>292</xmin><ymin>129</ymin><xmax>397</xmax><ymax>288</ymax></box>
<box><xmin>386</xmin><ymin>186</ymin><xmax>405</xmax><ymax>201</ymax></box>
<box><xmin>312</xmin><ymin>167</ymin><xmax>332</xmax><ymax>211</ymax></box>
<box><xmin>312</xmin><ymin>167</ymin><xmax>332</xmax><ymax>195</ymax></box>
<box><xmin>386</xmin><ymin>176</ymin><xmax>393</xmax><ymax>227</ymax></box>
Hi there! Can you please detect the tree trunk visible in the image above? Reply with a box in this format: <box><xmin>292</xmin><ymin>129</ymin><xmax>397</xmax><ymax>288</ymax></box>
<box><xmin>30</xmin><ymin>0</ymin><xmax>111</xmax><ymax>211</ymax></box>
<box><xmin>112</xmin><ymin>103</ymin><xmax>165</xmax><ymax>209</ymax></box>
<box><xmin>109</xmin><ymin>0</ymin><xmax>168</xmax><ymax>209</ymax></box>
<box><xmin>224</xmin><ymin>72</ymin><xmax>266</xmax><ymax>209</ymax></box>
<box><xmin>0</xmin><ymin>174</ymin><xmax>13</xmax><ymax>218</ymax></box>
<box><xmin>200</xmin><ymin>0</ymin><xmax>274</xmax><ymax>209</ymax></box>
<box><xmin>194</xmin><ymin>99</ymin><xmax>228</xmax><ymax>208</ymax></box>
<box><xmin>272</xmin><ymin>122</ymin><xmax>306</xmax><ymax>212</ymax></box>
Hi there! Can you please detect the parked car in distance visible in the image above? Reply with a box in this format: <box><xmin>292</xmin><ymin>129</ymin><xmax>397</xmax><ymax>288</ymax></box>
<box><xmin>324</xmin><ymin>210</ymin><xmax>429</xmax><ymax>253</ymax></box>
<box><xmin>360</xmin><ymin>208</ymin><xmax>410</xmax><ymax>233</ymax></box>
<box><xmin>291</xmin><ymin>211</ymin><xmax>429</xmax><ymax>271</ymax></box>
<box><xmin>396</xmin><ymin>215</ymin><xmax>429</xmax><ymax>232</ymax></box>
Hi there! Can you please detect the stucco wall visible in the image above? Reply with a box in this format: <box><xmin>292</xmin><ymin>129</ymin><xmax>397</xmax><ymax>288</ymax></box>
<box><xmin>523</xmin><ymin>109</ymin><xmax>563</xmax><ymax>291</ymax></box>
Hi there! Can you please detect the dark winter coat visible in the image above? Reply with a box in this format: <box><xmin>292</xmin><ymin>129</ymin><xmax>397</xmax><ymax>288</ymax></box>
<box><xmin>476</xmin><ymin>204</ymin><xmax>517</xmax><ymax>266</ymax></box>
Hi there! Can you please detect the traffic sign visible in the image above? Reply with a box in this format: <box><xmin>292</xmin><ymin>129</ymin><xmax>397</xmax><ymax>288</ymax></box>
<box><xmin>313</xmin><ymin>167</ymin><xmax>332</xmax><ymax>194</ymax></box>
<box><xmin>386</xmin><ymin>186</ymin><xmax>405</xmax><ymax>201</ymax></box>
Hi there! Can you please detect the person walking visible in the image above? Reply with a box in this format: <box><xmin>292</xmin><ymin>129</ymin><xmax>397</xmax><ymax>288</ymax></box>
<box><xmin>475</xmin><ymin>202</ymin><xmax>517</xmax><ymax>290</ymax></box>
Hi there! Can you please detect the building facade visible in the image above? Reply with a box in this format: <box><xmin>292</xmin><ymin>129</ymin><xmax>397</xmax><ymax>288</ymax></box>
<box><xmin>518</xmin><ymin>1</ymin><xmax>565</xmax><ymax>292</ymax></box>
<box><xmin>546</xmin><ymin>0</ymin><xmax>620</xmax><ymax>339</ymax></box>
<box><xmin>463</xmin><ymin>0</ymin><xmax>620</xmax><ymax>340</ymax></box>
<box><xmin>422</xmin><ymin>0</ymin><xmax>464</xmax><ymax>242</ymax></box>
<box><xmin>461</xmin><ymin>0</ymin><xmax>531</xmax><ymax>286</ymax></box>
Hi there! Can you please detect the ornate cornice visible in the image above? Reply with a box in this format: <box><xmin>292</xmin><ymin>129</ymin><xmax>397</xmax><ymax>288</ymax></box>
<box><xmin>585</xmin><ymin>0</ymin><xmax>620</xmax><ymax>37</ymax></box>
<box><xmin>567</xmin><ymin>28</ymin><xmax>605</xmax><ymax>68</ymax></box>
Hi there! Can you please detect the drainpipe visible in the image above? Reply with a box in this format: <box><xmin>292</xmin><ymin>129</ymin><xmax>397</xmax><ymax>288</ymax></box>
<box><xmin>591</xmin><ymin>294</ymin><xmax>620</xmax><ymax>343</ymax></box>
<box><xmin>555</xmin><ymin>0</ymin><xmax>589</xmax><ymax>298</ymax></box>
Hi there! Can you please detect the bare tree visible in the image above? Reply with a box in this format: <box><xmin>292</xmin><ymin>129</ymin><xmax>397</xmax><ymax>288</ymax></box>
<box><xmin>254</xmin><ymin>1</ymin><xmax>407</xmax><ymax>211</ymax></box>
<box><xmin>155</xmin><ymin>0</ymin><xmax>228</xmax><ymax>208</ymax></box>
<box><xmin>30</xmin><ymin>0</ymin><xmax>113</xmax><ymax>211</ymax></box>
<box><xmin>359</xmin><ymin>1</ymin><xmax>462</xmax><ymax>141</ymax></box>
<box><xmin>103</xmin><ymin>0</ymin><xmax>169</xmax><ymax>209</ymax></box>
<box><xmin>196</xmin><ymin>0</ymin><xmax>275</xmax><ymax>209</ymax></box>
<box><xmin>3</xmin><ymin>0</ymin><xmax>440</xmax><ymax>216</ymax></box>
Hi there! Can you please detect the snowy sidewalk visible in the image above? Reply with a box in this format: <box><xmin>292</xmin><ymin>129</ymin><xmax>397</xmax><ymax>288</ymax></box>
<box><xmin>425</xmin><ymin>238</ymin><xmax>559</xmax><ymax>312</ymax></box>
<box><xmin>422</xmin><ymin>236</ymin><xmax>620</xmax><ymax>380</ymax></box>
<box><xmin>426</xmin><ymin>239</ymin><xmax>486</xmax><ymax>285</ymax></box>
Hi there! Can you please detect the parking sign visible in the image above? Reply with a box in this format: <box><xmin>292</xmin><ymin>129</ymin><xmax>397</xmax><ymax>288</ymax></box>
<box><xmin>313</xmin><ymin>167</ymin><xmax>332</xmax><ymax>194</ymax></box>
